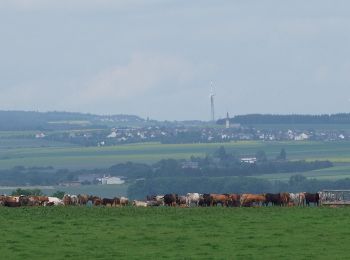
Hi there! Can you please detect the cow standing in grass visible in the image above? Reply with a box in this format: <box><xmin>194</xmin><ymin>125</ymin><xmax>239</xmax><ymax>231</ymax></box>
<box><xmin>264</xmin><ymin>193</ymin><xmax>281</xmax><ymax>206</ymax></box>
<box><xmin>240</xmin><ymin>194</ymin><xmax>266</xmax><ymax>207</ymax></box>
<box><xmin>186</xmin><ymin>193</ymin><xmax>200</xmax><ymax>207</ymax></box>
<box><xmin>305</xmin><ymin>193</ymin><xmax>320</xmax><ymax>206</ymax></box>
<box><xmin>78</xmin><ymin>194</ymin><xmax>89</xmax><ymax>206</ymax></box>
<box><xmin>227</xmin><ymin>194</ymin><xmax>241</xmax><ymax>207</ymax></box>
<box><xmin>210</xmin><ymin>194</ymin><xmax>230</xmax><ymax>207</ymax></box>
<box><xmin>133</xmin><ymin>200</ymin><xmax>148</xmax><ymax>207</ymax></box>
<box><xmin>120</xmin><ymin>197</ymin><xmax>129</xmax><ymax>206</ymax></box>
<box><xmin>164</xmin><ymin>194</ymin><xmax>178</xmax><ymax>207</ymax></box>
<box><xmin>89</xmin><ymin>196</ymin><xmax>102</xmax><ymax>206</ymax></box>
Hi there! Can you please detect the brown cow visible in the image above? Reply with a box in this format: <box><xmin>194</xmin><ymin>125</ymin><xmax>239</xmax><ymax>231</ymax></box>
<box><xmin>63</xmin><ymin>195</ymin><xmax>72</xmax><ymax>206</ymax></box>
<box><xmin>29</xmin><ymin>196</ymin><xmax>49</xmax><ymax>206</ymax></box>
<box><xmin>280</xmin><ymin>193</ymin><xmax>290</xmax><ymax>207</ymax></box>
<box><xmin>77</xmin><ymin>194</ymin><xmax>89</xmax><ymax>206</ymax></box>
<box><xmin>227</xmin><ymin>194</ymin><xmax>241</xmax><ymax>207</ymax></box>
<box><xmin>210</xmin><ymin>194</ymin><xmax>230</xmax><ymax>207</ymax></box>
<box><xmin>3</xmin><ymin>196</ymin><xmax>21</xmax><ymax>207</ymax></box>
<box><xmin>89</xmin><ymin>196</ymin><xmax>102</xmax><ymax>206</ymax></box>
<box><xmin>240</xmin><ymin>194</ymin><xmax>266</xmax><ymax>207</ymax></box>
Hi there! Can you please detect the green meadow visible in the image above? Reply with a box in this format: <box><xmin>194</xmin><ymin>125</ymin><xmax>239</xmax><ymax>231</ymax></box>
<box><xmin>0</xmin><ymin>207</ymin><xmax>349</xmax><ymax>259</ymax></box>
<box><xmin>1</xmin><ymin>140</ymin><xmax>350</xmax><ymax>168</ymax></box>
<box><xmin>1</xmin><ymin>138</ymin><xmax>350</xmax><ymax>180</ymax></box>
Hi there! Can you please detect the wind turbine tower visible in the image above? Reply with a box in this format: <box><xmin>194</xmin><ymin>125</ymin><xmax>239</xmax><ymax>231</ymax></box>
<box><xmin>210</xmin><ymin>81</ymin><xmax>215</xmax><ymax>122</ymax></box>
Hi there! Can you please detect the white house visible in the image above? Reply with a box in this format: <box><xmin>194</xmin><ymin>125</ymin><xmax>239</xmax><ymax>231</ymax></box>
<box><xmin>294</xmin><ymin>133</ymin><xmax>309</xmax><ymax>141</ymax></box>
<box><xmin>35</xmin><ymin>132</ymin><xmax>46</xmax><ymax>138</ymax></box>
<box><xmin>107</xmin><ymin>131</ymin><xmax>117</xmax><ymax>138</ymax></box>
<box><xmin>241</xmin><ymin>157</ymin><xmax>257</xmax><ymax>164</ymax></box>
<box><xmin>100</xmin><ymin>176</ymin><xmax>124</xmax><ymax>185</ymax></box>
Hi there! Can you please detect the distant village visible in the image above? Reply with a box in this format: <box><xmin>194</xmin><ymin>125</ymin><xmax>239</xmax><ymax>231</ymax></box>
<box><xmin>36</xmin><ymin>120</ymin><xmax>349</xmax><ymax>147</ymax></box>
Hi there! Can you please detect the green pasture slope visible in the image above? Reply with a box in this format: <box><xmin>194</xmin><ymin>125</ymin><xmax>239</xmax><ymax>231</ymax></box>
<box><xmin>2</xmin><ymin>140</ymin><xmax>350</xmax><ymax>180</ymax></box>
<box><xmin>1</xmin><ymin>140</ymin><xmax>350</xmax><ymax>170</ymax></box>
<box><xmin>0</xmin><ymin>207</ymin><xmax>350</xmax><ymax>259</ymax></box>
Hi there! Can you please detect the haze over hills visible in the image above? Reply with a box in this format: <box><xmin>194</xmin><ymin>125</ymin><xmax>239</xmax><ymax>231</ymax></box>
<box><xmin>3</xmin><ymin>110</ymin><xmax>350</xmax><ymax>131</ymax></box>
<box><xmin>0</xmin><ymin>110</ymin><xmax>145</xmax><ymax>131</ymax></box>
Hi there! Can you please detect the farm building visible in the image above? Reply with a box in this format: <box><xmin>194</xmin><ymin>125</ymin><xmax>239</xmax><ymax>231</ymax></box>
<box><xmin>99</xmin><ymin>176</ymin><xmax>124</xmax><ymax>185</ymax></box>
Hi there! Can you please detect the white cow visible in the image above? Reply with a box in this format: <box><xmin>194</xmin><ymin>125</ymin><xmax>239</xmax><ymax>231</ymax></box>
<box><xmin>186</xmin><ymin>193</ymin><xmax>201</xmax><ymax>207</ymax></box>
<box><xmin>155</xmin><ymin>195</ymin><xmax>164</xmax><ymax>204</ymax></box>
<box><xmin>289</xmin><ymin>193</ymin><xmax>306</xmax><ymax>206</ymax></box>
<box><xmin>46</xmin><ymin>197</ymin><xmax>64</xmax><ymax>206</ymax></box>
<box><xmin>120</xmin><ymin>197</ymin><xmax>129</xmax><ymax>206</ymax></box>
<box><xmin>289</xmin><ymin>193</ymin><xmax>299</xmax><ymax>206</ymax></box>
<box><xmin>132</xmin><ymin>200</ymin><xmax>148</xmax><ymax>207</ymax></box>
<box><xmin>70</xmin><ymin>195</ymin><xmax>79</xmax><ymax>205</ymax></box>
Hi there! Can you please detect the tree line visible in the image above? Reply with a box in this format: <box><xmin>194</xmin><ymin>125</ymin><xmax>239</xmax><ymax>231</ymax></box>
<box><xmin>217</xmin><ymin>113</ymin><xmax>350</xmax><ymax>125</ymax></box>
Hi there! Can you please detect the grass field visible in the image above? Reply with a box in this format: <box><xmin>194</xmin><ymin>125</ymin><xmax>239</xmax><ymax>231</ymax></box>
<box><xmin>1</xmin><ymin>140</ymin><xmax>350</xmax><ymax>170</ymax></box>
<box><xmin>0</xmin><ymin>207</ymin><xmax>349</xmax><ymax>259</ymax></box>
<box><xmin>1</xmin><ymin>139</ymin><xmax>350</xmax><ymax>181</ymax></box>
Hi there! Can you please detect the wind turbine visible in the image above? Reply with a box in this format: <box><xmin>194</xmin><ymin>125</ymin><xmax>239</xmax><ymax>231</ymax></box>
<box><xmin>210</xmin><ymin>81</ymin><xmax>215</xmax><ymax>122</ymax></box>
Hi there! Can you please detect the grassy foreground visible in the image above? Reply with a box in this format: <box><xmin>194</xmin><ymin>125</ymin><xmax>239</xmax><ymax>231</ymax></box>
<box><xmin>1</xmin><ymin>207</ymin><xmax>350</xmax><ymax>259</ymax></box>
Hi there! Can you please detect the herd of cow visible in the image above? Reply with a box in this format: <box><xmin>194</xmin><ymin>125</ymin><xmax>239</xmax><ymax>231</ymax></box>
<box><xmin>0</xmin><ymin>192</ymin><xmax>323</xmax><ymax>208</ymax></box>
<box><xmin>0</xmin><ymin>192</ymin><xmax>325</xmax><ymax>207</ymax></box>
<box><xmin>0</xmin><ymin>194</ymin><xmax>130</xmax><ymax>207</ymax></box>
<box><xmin>140</xmin><ymin>192</ymin><xmax>321</xmax><ymax>207</ymax></box>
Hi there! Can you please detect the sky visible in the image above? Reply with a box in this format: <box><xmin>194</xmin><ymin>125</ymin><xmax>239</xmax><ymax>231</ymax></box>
<box><xmin>1</xmin><ymin>0</ymin><xmax>350</xmax><ymax>120</ymax></box>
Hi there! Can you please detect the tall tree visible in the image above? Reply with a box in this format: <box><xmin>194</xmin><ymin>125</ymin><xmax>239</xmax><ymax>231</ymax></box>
<box><xmin>276</xmin><ymin>148</ymin><xmax>287</xmax><ymax>160</ymax></box>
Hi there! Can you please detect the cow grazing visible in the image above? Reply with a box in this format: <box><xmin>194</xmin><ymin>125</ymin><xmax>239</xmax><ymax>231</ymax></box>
<box><xmin>63</xmin><ymin>195</ymin><xmax>72</xmax><ymax>206</ymax></box>
<box><xmin>305</xmin><ymin>193</ymin><xmax>320</xmax><ymax>206</ymax></box>
<box><xmin>146</xmin><ymin>200</ymin><xmax>162</xmax><ymax>207</ymax></box>
<box><xmin>280</xmin><ymin>193</ymin><xmax>290</xmax><ymax>207</ymax></box>
<box><xmin>89</xmin><ymin>196</ymin><xmax>102</xmax><ymax>206</ymax></box>
<box><xmin>3</xmin><ymin>196</ymin><xmax>21</xmax><ymax>207</ymax></box>
<box><xmin>164</xmin><ymin>194</ymin><xmax>178</xmax><ymax>207</ymax></box>
<box><xmin>70</xmin><ymin>195</ymin><xmax>79</xmax><ymax>205</ymax></box>
<box><xmin>120</xmin><ymin>197</ymin><xmax>129</xmax><ymax>206</ymax></box>
<box><xmin>77</xmin><ymin>194</ymin><xmax>89</xmax><ymax>206</ymax></box>
<box><xmin>186</xmin><ymin>193</ymin><xmax>200</xmax><ymax>207</ymax></box>
<box><xmin>177</xmin><ymin>196</ymin><xmax>187</xmax><ymax>206</ymax></box>
<box><xmin>240</xmin><ymin>194</ymin><xmax>266</xmax><ymax>207</ymax></box>
<box><xmin>210</xmin><ymin>194</ymin><xmax>230</xmax><ymax>207</ymax></box>
<box><xmin>289</xmin><ymin>193</ymin><xmax>305</xmax><ymax>206</ymax></box>
<box><xmin>154</xmin><ymin>195</ymin><xmax>164</xmax><ymax>205</ymax></box>
<box><xmin>264</xmin><ymin>193</ymin><xmax>281</xmax><ymax>206</ymax></box>
<box><xmin>102</xmin><ymin>198</ymin><xmax>117</xmax><ymax>207</ymax></box>
<box><xmin>28</xmin><ymin>196</ymin><xmax>49</xmax><ymax>206</ymax></box>
<box><xmin>198</xmin><ymin>194</ymin><xmax>211</xmax><ymax>207</ymax></box>
<box><xmin>227</xmin><ymin>194</ymin><xmax>241</xmax><ymax>207</ymax></box>
<box><xmin>46</xmin><ymin>197</ymin><xmax>64</xmax><ymax>206</ymax></box>
<box><xmin>133</xmin><ymin>200</ymin><xmax>148</xmax><ymax>207</ymax></box>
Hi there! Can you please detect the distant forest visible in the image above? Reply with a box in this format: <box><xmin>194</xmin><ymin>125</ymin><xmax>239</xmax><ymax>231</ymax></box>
<box><xmin>3</xmin><ymin>111</ymin><xmax>350</xmax><ymax>131</ymax></box>
<box><xmin>0</xmin><ymin>111</ymin><xmax>144</xmax><ymax>130</ymax></box>
<box><xmin>217</xmin><ymin>113</ymin><xmax>350</xmax><ymax>125</ymax></box>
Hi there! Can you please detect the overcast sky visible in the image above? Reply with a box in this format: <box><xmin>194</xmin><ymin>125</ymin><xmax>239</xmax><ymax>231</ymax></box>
<box><xmin>1</xmin><ymin>0</ymin><xmax>350</xmax><ymax>120</ymax></box>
